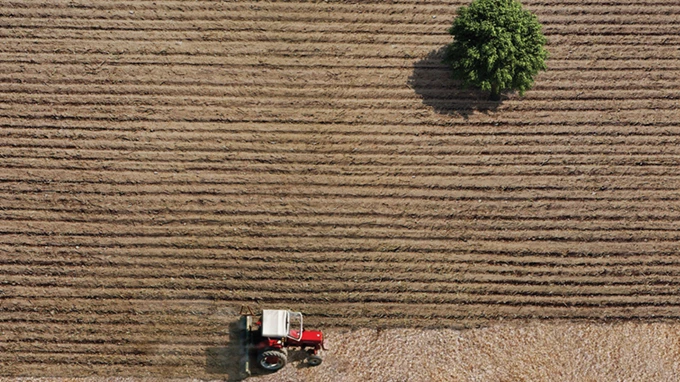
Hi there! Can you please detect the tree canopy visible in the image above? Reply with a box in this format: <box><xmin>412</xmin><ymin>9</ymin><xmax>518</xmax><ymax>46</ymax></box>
<box><xmin>443</xmin><ymin>0</ymin><xmax>548</xmax><ymax>100</ymax></box>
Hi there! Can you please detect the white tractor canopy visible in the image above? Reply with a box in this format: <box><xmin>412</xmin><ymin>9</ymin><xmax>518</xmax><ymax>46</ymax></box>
<box><xmin>262</xmin><ymin>310</ymin><xmax>288</xmax><ymax>338</ymax></box>
<box><xmin>261</xmin><ymin>310</ymin><xmax>303</xmax><ymax>341</ymax></box>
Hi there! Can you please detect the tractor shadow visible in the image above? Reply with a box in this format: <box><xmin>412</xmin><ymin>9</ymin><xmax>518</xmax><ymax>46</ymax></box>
<box><xmin>206</xmin><ymin>318</ymin><xmax>303</xmax><ymax>380</ymax></box>
<box><xmin>408</xmin><ymin>47</ymin><xmax>503</xmax><ymax>119</ymax></box>
<box><xmin>205</xmin><ymin>320</ymin><xmax>243</xmax><ymax>381</ymax></box>
<box><xmin>289</xmin><ymin>349</ymin><xmax>316</xmax><ymax>369</ymax></box>
<box><xmin>205</xmin><ymin>319</ymin><xmax>273</xmax><ymax>381</ymax></box>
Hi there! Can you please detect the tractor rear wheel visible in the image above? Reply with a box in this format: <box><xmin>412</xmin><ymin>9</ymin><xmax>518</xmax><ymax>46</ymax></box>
<box><xmin>307</xmin><ymin>354</ymin><xmax>323</xmax><ymax>366</ymax></box>
<box><xmin>258</xmin><ymin>349</ymin><xmax>288</xmax><ymax>371</ymax></box>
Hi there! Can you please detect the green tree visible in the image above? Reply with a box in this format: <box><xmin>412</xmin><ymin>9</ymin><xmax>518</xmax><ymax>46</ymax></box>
<box><xmin>443</xmin><ymin>0</ymin><xmax>548</xmax><ymax>101</ymax></box>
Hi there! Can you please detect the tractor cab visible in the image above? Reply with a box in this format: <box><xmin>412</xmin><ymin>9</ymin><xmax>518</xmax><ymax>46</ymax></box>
<box><xmin>261</xmin><ymin>309</ymin><xmax>303</xmax><ymax>341</ymax></box>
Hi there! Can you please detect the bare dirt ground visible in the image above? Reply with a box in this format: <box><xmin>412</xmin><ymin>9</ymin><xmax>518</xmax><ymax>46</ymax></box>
<box><xmin>2</xmin><ymin>0</ymin><xmax>680</xmax><ymax>379</ymax></box>
<box><xmin>3</xmin><ymin>321</ymin><xmax>680</xmax><ymax>381</ymax></box>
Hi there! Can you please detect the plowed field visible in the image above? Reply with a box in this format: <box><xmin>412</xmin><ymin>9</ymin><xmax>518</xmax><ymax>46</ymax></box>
<box><xmin>2</xmin><ymin>0</ymin><xmax>680</xmax><ymax>379</ymax></box>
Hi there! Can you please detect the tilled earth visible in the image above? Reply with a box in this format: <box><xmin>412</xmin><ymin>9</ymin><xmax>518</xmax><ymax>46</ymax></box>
<box><xmin>2</xmin><ymin>0</ymin><xmax>680</xmax><ymax>378</ymax></box>
<box><xmin>3</xmin><ymin>321</ymin><xmax>680</xmax><ymax>381</ymax></box>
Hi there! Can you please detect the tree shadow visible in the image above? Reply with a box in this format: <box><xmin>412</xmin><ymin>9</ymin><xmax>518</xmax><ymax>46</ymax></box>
<box><xmin>408</xmin><ymin>47</ymin><xmax>503</xmax><ymax>119</ymax></box>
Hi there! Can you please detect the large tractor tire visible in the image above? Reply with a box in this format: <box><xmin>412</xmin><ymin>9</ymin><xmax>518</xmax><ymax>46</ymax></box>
<box><xmin>307</xmin><ymin>354</ymin><xmax>323</xmax><ymax>366</ymax></box>
<box><xmin>258</xmin><ymin>349</ymin><xmax>288</xmax><ymax>371</ymax></box>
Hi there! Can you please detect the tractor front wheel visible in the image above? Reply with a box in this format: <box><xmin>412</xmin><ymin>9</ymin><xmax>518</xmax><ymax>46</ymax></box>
<box><xmin>258</xmin><ymin>349</ymin><xmax>288</xmax><ymax>371</ymax></box>
<box><xmin>307</xmin><ymin>354</ymin><xmax>323</xmax><ymax>366</ymax></box>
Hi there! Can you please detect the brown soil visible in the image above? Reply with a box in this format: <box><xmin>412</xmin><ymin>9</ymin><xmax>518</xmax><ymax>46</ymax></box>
<box><xmin>3</xmin><ymin>321</ymin><xmax>680</xmax><ymax>381</ymax></box>
<box><xmin>2</xmin><ymin>0</ymin><xmax>680</xmax><ymax>379</ymax></box>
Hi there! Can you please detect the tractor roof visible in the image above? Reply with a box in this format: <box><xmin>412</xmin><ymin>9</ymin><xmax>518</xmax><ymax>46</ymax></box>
<box><xmin>261</xmin><ymin>309</ymin><xmax>289</xmax><ymax>338</ymax></box>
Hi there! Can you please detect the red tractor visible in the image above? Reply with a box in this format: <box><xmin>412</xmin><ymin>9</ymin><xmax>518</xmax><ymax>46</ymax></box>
<box><xmin>239</xmin><ymin>308</ymin><xmax>325</xmax><ymax>377</ymax></box>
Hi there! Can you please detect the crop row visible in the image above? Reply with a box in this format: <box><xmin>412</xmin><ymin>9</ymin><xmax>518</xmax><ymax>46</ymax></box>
<box><xmin>4</xmin><ymin>81</ymin><xmax>680</xmax><ymax>98</ymax></box>
<box><xmin>6</xmin><ymin>0</ymin><xmax>680</xmax><ymax>13</ymax></box>
<box><xmin>1</xmin><ymin>90</ymin><xmax>678</xmax><ymax>106</ymax></box>
<box><xmin>6</xmin><ymin>162</ymin><xmax>680</xmax><ymax>178</ymax></box>
<box><xmin>4</xmin><ymin>75</ymin><xmax>680</xmax><ymax>93</ymax></box>
<box><xmin>4</xmin><ymin>18</ymin><xmax>680</xmax><ymax>38</ymax></box>
<box><xmin>2</xmin><ymin>103</ymin><xmax>678</xmax><ymax>124</ymax></box>
<box><xmin>9</xmin><ymin>257</ymin><xmax>680</xmax><ymax>281</ymax></box>
<box><xmin>5</xmin><ymin>53</ymin><xmax>680</xmax><ymax>72</ymax></box>
<box><xmin>4</xmin><ymin>5</ymin><xmax>680</xmax><ymax>25</ymax></box>
<box><xmin>5</xmin><ymin>166</ymin><xmax>680</xmax><ymax>187</ymax></box>
<box><xmin>6</xmin><ymin>125</ymin><xmax>680</xmax><ymax>145</ymax></box>
<box><xmin>5</xmin><ymin>40</ymin><xmax>680</xmax><ymax>61</ymax></box>
<box><xmin>22</xmin><ymin>140</ymin><xmax>675</xmax><ymax>155</ymax></box>
<box><xmin>3</xmin><ymin>207</ymin><xmax>680</xmax><ymax>231</ymax></box>
<box><xmin>4</xmin><ymin>149</ymin><xmax>680</xmax><ymax>169</ymax></box>
<box><xmin>3</xmin><ymin>197</ymin><xmax>679</xmax><ymax>218</ymax></box>
<box><xmin>4</xmin><ymin>29</ymin><xmax>680</xmax><ymax>47</ymax></box>
<box><xmin>3</xmin><ymin>106</ymin><xmax>677</xmax><ymax>128</ymax></box>
<box><xmin>7</xmin><ymin>289</ymin><xmax>680</xmax><ymax>313</ymax></box>
<box><xmin>8</xmin><ymin>252</ymin><xmax>680</xmax><ymax>272</ymax></box>
<box><xmin>4</xmin><ymin>299</ymin><xmax>680</xmax><ymax>325</ymax></box>
<box><xmin>6</xmin><ymin>147</ymin><xmax>680</xmax><ymax>167</ymax></box>
<box><xmin>5</xmin><ymin>116</ymin><xmax>680</xmax><ymax>134</ymax></box>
